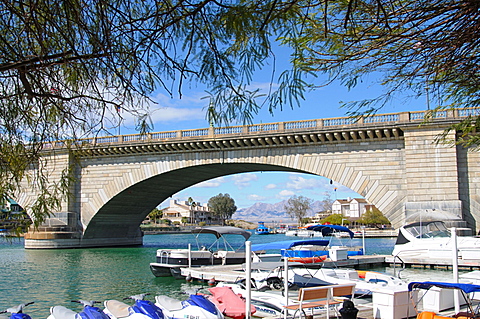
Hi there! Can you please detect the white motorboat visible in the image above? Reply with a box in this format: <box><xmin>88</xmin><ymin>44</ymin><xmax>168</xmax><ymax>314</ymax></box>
<box><xmin>285</xmin><ymin>229</ymin><xmax>324</xmax><ymax>237</ymax></box>
<box><xmin>231</xmin><ymin>259</ymin><xmax>406</xmax><ymax>296</ymax></box>
<box><xmin>150</xmin><ymin>226</ymin><xmax>251</xmax><ymax>278</ymax></box>
<box><xmin>240</xmin><ymin>261</ymin><xmax>405</xmax><ymax>296</ymax></box>
<box><xmin>392</xmin><ymin>221</ymin><xmax>480</xmax><ymax>259</ymax></box>
<box><xmin>282</xmin><ymin>267</ymin><xmax>406</xmax><ymax>296</ymax></box>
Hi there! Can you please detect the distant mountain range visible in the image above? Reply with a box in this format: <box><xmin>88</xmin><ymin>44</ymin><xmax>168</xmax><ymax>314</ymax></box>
<box><xmin>233</xmin><ymin>200</ymin><xmax>327</xmax><ymax>223</ymax></box>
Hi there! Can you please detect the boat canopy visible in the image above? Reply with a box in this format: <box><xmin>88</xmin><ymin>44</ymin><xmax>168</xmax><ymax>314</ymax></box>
<box><xmin>408</xmin><ymin>281</ymin><xmax>480</xmax><ymax>294</ymax></box>
<box><xmin>191</xmin><ymin>226</ymin><xmax>251</xmax><ymax>240</ymax></box>
<box><xmin>306</xmin><ymin>225</ymin><xmax>355</xmax><ymax>239</ymax></box>
<box><xmin>251</xmin><ymin>239</ymin><xmax>330</xmax><ymax>252</ymax></box>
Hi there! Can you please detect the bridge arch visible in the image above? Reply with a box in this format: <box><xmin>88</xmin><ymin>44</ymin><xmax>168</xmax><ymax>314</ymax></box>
<box><xmin>77</xmin><ymin>133</ymin><xmax>407</xmax><ymax>246</ymax></box>
<box><xmin>82</xmin><ymin>160</ymin><xmax>402</xmax><ymax>240</ymax></box>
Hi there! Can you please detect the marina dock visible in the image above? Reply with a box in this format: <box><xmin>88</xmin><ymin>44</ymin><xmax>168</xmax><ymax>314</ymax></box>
<box><xmin>181</xmin><ymin>254</ymin><xmax>480</xmax><ymax>283</ymax></box>
<box><xmin>180</xmin><ymin>255</ymin><xmax>389</xmax><ymax>282</ymax></box>
<box><xmin>385</xmin><ymin>255</ymin><xmax>480</xmax><ymax>271</ymax></box>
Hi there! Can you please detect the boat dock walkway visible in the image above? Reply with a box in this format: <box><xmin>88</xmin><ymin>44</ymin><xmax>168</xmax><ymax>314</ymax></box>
<box><xmin>180</xmin><ymin>255</ymin><xmax>389</xmax><ymax>282</ymax></box>
<box><xmin>385</xmin><ymin>255</ymin><xmax>480</xmax><ymax>271</ymax></box>
<box><xmin>181</xmin><ymin>254</ymin><xmax>480</xmax><ymax>283</ymax></box>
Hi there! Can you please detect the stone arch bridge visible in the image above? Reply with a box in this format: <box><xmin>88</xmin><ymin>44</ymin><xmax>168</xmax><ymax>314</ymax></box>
<box><xmin>20</xmin><ymin>108</ymin><xmax>480</xmax><ymax>248</ymax></box>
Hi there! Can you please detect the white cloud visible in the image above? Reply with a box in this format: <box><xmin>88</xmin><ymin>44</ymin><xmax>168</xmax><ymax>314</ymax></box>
<box><xmin>286</xmin><ymin>175</ymin><xmax>323</xmax><ymax>190</ymax></box>
<box><xmin>232</xmin><ymin>173</ymin><xmax>258</xmax><ymax>189</ymax></box>
<box><xmin>248</xmin><ymin>194</ymin><xmax>267</xmax><ymax>201</ymax></box>
<box><xmin>192</xmin><ymin>177</ymin><xmax>225</xmax><ymax>188</ymax></box>
<box><xmin>149</xmin><ymin>106</ymin><xmax>205</xmax><ymax>123</ymax></box>
<box><xmin>278</xmin><ymin>190</ymin><xmax>295</xmax><ymax>198</ymax></box>
<box><xmin>265</xmin><ymin>183</ymin><xmax>277</xmax><ymax>190</ymax></box>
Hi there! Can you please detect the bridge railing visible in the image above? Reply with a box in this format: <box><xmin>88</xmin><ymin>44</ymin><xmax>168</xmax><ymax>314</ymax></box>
<box><xmin>44</xmin><ymin>108</ymin><xmax>479</xmax><ymax>149</ymax></box>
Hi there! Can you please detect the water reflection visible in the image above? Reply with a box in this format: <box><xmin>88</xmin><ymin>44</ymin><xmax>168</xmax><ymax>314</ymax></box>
<box><xmin>0</xmin><ymin>233</ymin><xmax>430</xmax><ymax>319</ymax></box>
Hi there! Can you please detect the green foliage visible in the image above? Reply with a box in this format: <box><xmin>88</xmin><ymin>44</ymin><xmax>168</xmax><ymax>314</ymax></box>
<box><xmin>358</xmin><ymin>208</ymin><xmax>390</xmax><ymax>226</ymax></box>
<box><xmin>0</xmin><ymin>1</ymin><xmax>311</xmax><ymax>224</ymax></box>
<box><xmin>321</xmin><ymin>213</ymin><xmax>349</xmax><ymax>225</ymax></box>
<box><xmin>148</xmin><ymin>208</ymin><xmax>163</xmax><ymax>224</ymax></box>
<box><xmin>300</xmin><ymin>217</ymin><xmax>312</xmax><ymax>225</ymax></box>
<box><xmin>2</xmin><ymin>0</ymin><xmax>480</xmax><ymax>225</ymax></box>
<box><xmin>207</xmin><ymin>193</ymin><xmax>237</xmax><ymax>225</ymax></box>
<box><xmin>160</xmin><ymin>219</ymin><xmax>171</xmax><ymax>225</ymax></box>
<box><xmin>284</xmin><ymin>195</ymin><xmax>313</xmax><ymax>226</ymax></box>
<box><xmin>286</xmin><ymin>0</ymin><xmax>480</xmax><ymax>149</ymax></box>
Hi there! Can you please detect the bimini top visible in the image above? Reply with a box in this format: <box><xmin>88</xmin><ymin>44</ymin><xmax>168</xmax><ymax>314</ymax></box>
<box><xmin>191</xmin><ymin>226</ymin><xmax>251</xmax><ymax>240</ymax></box>
<box><xmin>251</xmin><ymin>239</ymin><xmax>330</xmax><ymax>252</ymax></box>
<box><xmin>306</xmin><ymin>224</ymin><xmax>355</xmax><ymax>239</ymax></box>
<box><xmin>408</xmin><ymin>281</ymin><xmax>480</xmax><ymax>294</ymax></box>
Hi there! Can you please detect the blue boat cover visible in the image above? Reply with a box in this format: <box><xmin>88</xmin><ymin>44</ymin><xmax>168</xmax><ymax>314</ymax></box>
<box><xmin>306</xmin><ymin>225</ymin><xmax>355</xmax><ymax>239</ymax></box>
<box><xmin>251</xmin><ymin>239</ymin><xmax>330</xmax><ymax>252</ymax></box>
<box><xmin>408</xmin><ymin>281</ymin><xmax>480</xmax><ymax>294</ymax></box>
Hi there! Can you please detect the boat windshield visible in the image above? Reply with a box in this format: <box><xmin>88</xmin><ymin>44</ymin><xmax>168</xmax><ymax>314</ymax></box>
<box><xmin>405</xmin><ymin>221</ymin><xmax>451</xmax><ymax>238</ymax></box>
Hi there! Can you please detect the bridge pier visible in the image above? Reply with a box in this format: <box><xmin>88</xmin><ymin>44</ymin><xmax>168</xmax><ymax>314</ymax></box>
<box><xmin>24</xmin><ymin>212</ymin><xmax>143</xmax><ymax>249</ymax></box>
<box><xmin>24</xmin><ymin>229</ymin><xmax>143</xmax><ymax>249</ymax></box>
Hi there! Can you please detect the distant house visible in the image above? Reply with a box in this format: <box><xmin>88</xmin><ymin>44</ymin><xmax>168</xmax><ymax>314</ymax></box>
<box><xmin>0</xmin><ymin>199</ymin><xmax>30</xmax><ymax>229</ymax></box>
<box><xmin>161</xmin><ymin>199</ymin><xmax>221</xmax><ymax>225</ymax></box>
<box><xmin>311</xmin><ymin>211</ymin><xmax>331</xmax><ymax>223</ymax></box>
<box><xmin>1</xmin><ymin>198</ymin><xmax>23</xmax><ymax>214</ymax></box>
<box><xmin>0</xmin><ymin>199</ymin><xmax>26</xmax><ymax>221</ymax></box>
<box><xmin>332</xmin><ymin>197</ymin><xmax>371</xmax><ymax>219</ymax></box>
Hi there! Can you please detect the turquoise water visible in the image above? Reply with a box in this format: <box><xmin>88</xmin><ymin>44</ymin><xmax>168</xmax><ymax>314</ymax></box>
<box><xmin>0</xmin><ymin>233</ymin><xmax>447</xmax><ymax>318</ymax></box>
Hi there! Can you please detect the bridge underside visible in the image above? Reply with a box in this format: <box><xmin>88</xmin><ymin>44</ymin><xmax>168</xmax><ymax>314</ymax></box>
<box><xmin>25</xmin><ymin>163</ymin><xmax>301</xmax><ymax>248</ymax></box>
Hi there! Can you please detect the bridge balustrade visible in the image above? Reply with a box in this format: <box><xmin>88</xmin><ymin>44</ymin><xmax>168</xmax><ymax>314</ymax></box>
<box><xmin>40</xmin><ymin>108</ymin><xmax>479</xmax><ymax>149</ymax></box>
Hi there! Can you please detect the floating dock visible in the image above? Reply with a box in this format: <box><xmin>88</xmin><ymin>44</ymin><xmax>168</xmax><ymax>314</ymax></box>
<box><xmin>180</xmin><ymin>255</ymin><xmax>388</xmax><ymax>282</ymax></box>
<box><xmin>181</xmin><ymin>254</ymin><xmax>480</xmax><ymax>283</ymax></box>
<box><xmin>385</xmin><ymin>255</ymin><xmax>480</xmax><ymax>271</ymax></box>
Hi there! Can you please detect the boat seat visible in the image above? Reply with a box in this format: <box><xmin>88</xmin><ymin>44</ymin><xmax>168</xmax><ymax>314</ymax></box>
<box><xmin>105</xmin><ymin>300</ymin><xmax>131</xmax><ymax>318</ymax></box>
<box><xmin>155</xmin><ymin>295</ymin><xmax>183</xmax><ymax>311</ymax></box>
<box><xmin>284</xmin><ymin>283</ymin><xmax>356</xmax><ymax>318</ymax></box>
<box><xmin>50</xmin><ymin>306</ymin><xmax>77</xmax><ymax>319</ymax></box>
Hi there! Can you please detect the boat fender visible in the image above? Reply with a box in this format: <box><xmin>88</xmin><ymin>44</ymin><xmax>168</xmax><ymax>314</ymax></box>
<box><xmin>208</xmin><ymin>277</ymin><xmax>216</xmax><ymax>286</ymax></box>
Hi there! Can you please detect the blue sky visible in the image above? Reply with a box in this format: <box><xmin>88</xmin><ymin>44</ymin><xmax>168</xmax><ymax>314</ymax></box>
<box><xmin>113</xmin><ymin>58</ymin><xmax>428</xmax><ymax>210</ymax></box>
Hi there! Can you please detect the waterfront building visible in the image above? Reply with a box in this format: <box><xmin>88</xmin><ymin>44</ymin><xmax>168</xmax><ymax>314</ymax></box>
<box><xmin>161</xmin><ymin>199</ymin><xmax>221</xmax><ymax>225</ymax></box>
<box><xmin>332</xmin><ymin>198</ymin><xmax>372</xmax><ymax>219</ymax></box>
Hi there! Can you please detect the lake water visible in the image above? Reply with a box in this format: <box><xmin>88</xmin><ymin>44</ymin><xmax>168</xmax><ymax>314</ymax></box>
<box><xmin>0</xmin><ymin>232</ymin><xmax>456</xmax><ymax>318</ymax></box>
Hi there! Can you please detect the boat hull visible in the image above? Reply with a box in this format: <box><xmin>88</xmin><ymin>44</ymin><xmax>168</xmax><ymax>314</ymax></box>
<box><xmin>150</xmin><ymin>249</ymin><xmax>247</xmax><ymax>278</ymax></box>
